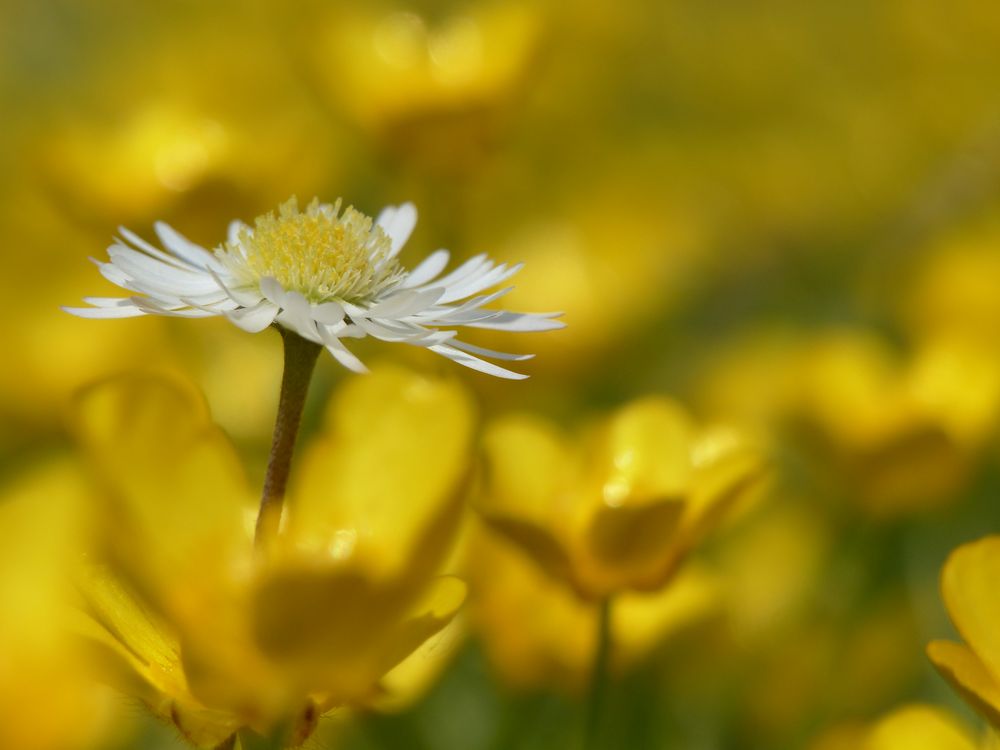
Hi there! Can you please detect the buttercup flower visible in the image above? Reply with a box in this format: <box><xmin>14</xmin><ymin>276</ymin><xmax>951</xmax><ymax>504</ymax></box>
<box><xmin>810</xmin><ymin>704</ymin><xmax>980</xmax><ymax>750</ymax></box>
<box><xmin>72</xmin><ymin>365</ymin><xmax>474</xmax><ymax>748</ymax></box>
<box><xmin>475</xmin><ymin>396</ymin><xmax>766</xmax><ymax>600</ymax></box>
<box><xmin>64</xmin><ymin>197</ymin><xmax>563</xmax><ymax>379</ymax></box>
<box><xmin>792</xmin><ymin>331</ymin><xmax>1000</xmax><ymax>517</ymax></box>
<box><xmin>928</xmin><ymin>535</ymin><xmax>1000</xmax><ymax>730</ymax></box>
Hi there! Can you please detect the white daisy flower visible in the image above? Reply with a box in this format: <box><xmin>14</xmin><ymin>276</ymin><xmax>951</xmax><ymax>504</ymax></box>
<box><xmin>65</xmin><ymin>197</ymin><xmax>564</xmax><ymax>378</ymax></box>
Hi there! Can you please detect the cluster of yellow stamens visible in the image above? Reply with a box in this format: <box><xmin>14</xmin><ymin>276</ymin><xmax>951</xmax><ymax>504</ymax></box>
<box><xmin>217</xmin><ymin>197</ymin><xmax>405</xmax><ymax>304</ymax></box>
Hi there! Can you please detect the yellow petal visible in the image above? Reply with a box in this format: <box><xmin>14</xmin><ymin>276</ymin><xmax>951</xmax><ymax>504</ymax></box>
<box><xmin>71</xmin><ymin>374</ymin><xmax>254</xmax><ymax>612</ymax></box>
<box><xmin>0</xmin><ymin>460</ymin><xmax>106</xmax><ymax>750</ymax></box>
<box><xmin>375</xmin><ymin>613</ymin><xmax>466</xmax><ymax>712</ymax></box>
<box><xmin>866</xmin><ymin>704</ymin><xmax>977</xmax><ymax>750</ymax></box>
<box><xmin>77</xmin><ymin>565</ymin><xmax>183</xmax><ymax>697</ymax></box>
<box><xmin>614</xmin><ymin>564</ymin><xmax>720</xmax><ymax>664</ymax></box>
<box><xmin>590</xmin><ymin>396</ymin><xmax>695</xmax><ymax>507</ymax></box>
<box><xmin>253</xmin><ymin>563</ymin><xmax>465</xmax><ymax>703</ymax></box>
<box><xmin>928</xmin><ymin>640</ymin><xmax>1000</xmax><ymax>729</ymax></box>
<box><xmin>941</xmin><ymin>536</ymin><xmax>1000</xmax><ymax>680</ymax></box>
<box><xmin>477</xmin><ymin>414</ymin><xmax>581</xmax><ymax>586</ymax></box>
<box><xmin>464</xmin><ymin>526</ymin><xmax>596</xmax><ymax>692</ymax></box>
<box><xmin>480</xmin><ymin>414</ymin><xmax>576</xmax><ymax>524</ymax></box>
<box><xmin>639</xmin><ymin>427</ymin><xmax>767</xmax><ymax>589</ymax></box>
<box><xmin>76</xmin><ymin>567</ymin><xmax>240</xmax><ymax>749</ymax></box>
<box><xmin>582</xmin><ymin>499</ymin><xmax>685</xmax><ymax>591</ymax></box>
<box><xmin>287</xmin><ymin>364</ymin><xmax>474</xmax><ymax>579</ymax></box>
<box><xmin>370</xmin><ymin>576</ymin><xmax>467</xmax><ymax>687</ymax></box>
<box><xmin>477</xmin><ymin>514</ymin><xmax>576</xmax><ymax>590</ymax></box>
<box><xmin>574</xmin><ymin>398</ymin><xmax>703</xmax><ymax>592</ymax></box>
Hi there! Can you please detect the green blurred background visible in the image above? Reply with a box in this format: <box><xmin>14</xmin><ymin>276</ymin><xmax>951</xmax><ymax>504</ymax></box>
<box><xmin>3</xmin><ymin>0</ymin><xmax>1000</xmax><ymax>748</ymax></box>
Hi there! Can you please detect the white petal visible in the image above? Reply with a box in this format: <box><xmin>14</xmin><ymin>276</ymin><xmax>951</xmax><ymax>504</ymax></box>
<box><xmin>418</xmin><ymin>287</ymin><xmax>514</xmax><ymax>322</ymax></box>
<box><xmin>375</xmin><ymin>202</ymin><xmax>418</xmax><ymax>258</ymax></box>
<box><xmin>131</xmin><ymin>298</ymin><xmax>218</xmax><ymax>317</ymax></box>
<box><xmin>429</xmin><ymin>344</ymin><xmax>528</xmax><ymax>380</ymax></box>
<box><xmin>259</xmin><ymin>277</ymin><xmax>286</xmax><ymax>306</ymax></box>
<box><xmin>62</xmin><ymin>303</ymin><xmax>146</xmax><ymax>319</ymax></box>
<box><xmin>447</xmin><ymin>339</ymin><xmax>535</xmax><ymax>361</ymax></box>
<box><xmin>227</xmin><ymin>219</ymin><xmax>249</xmax><ymax>246</ymax></box>
<box><xmin>225</xmin><ymin>300</ymin><xmax>279</xmax><ymax>333</ymax></box>
<box><xmin>117</xmin><ymin>229</ymin><xmax>188</xmax><ymax>269</ymax></box>
<box><xmin>311</xmin><ymin>301</ymin><xmax>345</xmax><ymax>325</ymax></box>
<box><xmin>401</xmin><ymin>249</ymin><xmax>450</xmax><ymax>288</ymax></box>
<box><xmin>208</xmin><ymin>269</ymin><xmax>263</xmax><ymax>307</ymax></box>
<box><xmin>465</xmin><ymin>311</ymin><xmax>566</xmax><ymax>332</ymax></box>
<box><xmin>318</xmin><ymin>327</ymin><xmax>369</xmax><ymax>373</ymax></box>
<box><xmin>154</xmin><ymin>221</ymin><xmax>226</xmax><ymax>272</ymax></box>
<box><xmin>349</xmin><ymin>316</ymin><xmax>419</xmax><ymax>342</ymax></box>
<box><xmin>438</xmin><ymin>263</ymin><xmax>522</xmax><ymax>304</ymax></box>
<box><xmin>275</xmin><ymin>290</ymin><xmax>320</xmax><ymax>342</ymax></box>
<box><xmin>367</xmin><ymin>287</ymin><xmax>444</xmax><ymax>319</ymax></box>
<box><xmin>107</xmin><ymin>245</ymin><xmax>220</xmax><ymax>296</ymax></box>
<box><xmin>177</xmin><ymin>290</ymin><xmax>234</xmax><ymax>306</ymax></box>
<box><xmin>82</xmin><ymin>296</ymin><xmax>138</xmax><ymax>307</ymax></box>
<box><xmin>421</xmin><ymin>253</ymin><xmax>490</xmax><ymax>292</ymax></box>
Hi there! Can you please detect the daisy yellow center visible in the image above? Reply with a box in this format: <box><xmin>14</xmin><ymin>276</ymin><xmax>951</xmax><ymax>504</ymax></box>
<box><xmin>218</xmin><ymin>197</ymin><xmax>405</xmax><ymax>304</ymax></box>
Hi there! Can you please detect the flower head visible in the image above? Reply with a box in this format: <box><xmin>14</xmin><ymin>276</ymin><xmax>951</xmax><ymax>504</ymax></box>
<box><xmin>71</xmin><ymin>366</ymin><xmax>474</xmax><ymax>747</ymax></box>
<box><xmin>65</xmin><ymin>197</ymin><xmax>563</xmax><ymax>378</ymax></box>
<box><xmin>216</xmin><ymin>198</ymin><xmax>404</xmax><ymax>305</ymax></box>
<box><xmin>475</xmin><ymin>396</ymin><xmax>767</xmax><ymax>600</ymax></box>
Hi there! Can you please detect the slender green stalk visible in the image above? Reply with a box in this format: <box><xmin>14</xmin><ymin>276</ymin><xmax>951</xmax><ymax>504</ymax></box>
<box><xmin>238</xmin><ymin>726</ymin><xmax>289</xmax><ymax>750</ymax></box>
<box><xmin>584</xmin><ymin>597</ymin><xmax>613</xmax><ymax>750</ymax></box>
<box><xmin>255</xmin><ymin>328</ymin><xmax>322</xmax><ymax>550</ymax></box>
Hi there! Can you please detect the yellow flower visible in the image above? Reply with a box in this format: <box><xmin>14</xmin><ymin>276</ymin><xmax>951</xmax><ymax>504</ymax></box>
<box><xmin>928</xmin><ymin>535</ymin><xmax>1000</xmax><ymax>730</ymax></box>
<box><xmin>793</xmin><ymin>331</ymin><xmax>1000</xmax><ymax>517</ymax></box>
<box><xmin>465</xmin><ymin>522</ymin><xmax>719</xmax><ymax>692</ymax></box>
<box><xmin>72</xmin><ymin>364</ymin><xmax>474</xmax><ymax>747</ymax></box>
<box><xmin>0</xmin><ymin>460</ymin><xmax>113</xmax><ymax>750</ymax></box>
<box><xmin>810</xmin><ymin>704</ymin><xmax>981</xmax><ymax>750</ymax></box>
<box><xmin>475</xmin><ymin>396</ymin><xmax>765</xmax><ymax>600</ymax></box>
<box><xmin>312</xmin><ymin>4</ymin><xmax>541</xmax><ymax>133</ymax></box>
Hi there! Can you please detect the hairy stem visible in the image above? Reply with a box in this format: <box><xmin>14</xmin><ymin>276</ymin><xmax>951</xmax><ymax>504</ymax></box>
<box><xmin>255</xmin><ymin>328</ymin><xmax>322</xmax><ymax>550</ymax></box>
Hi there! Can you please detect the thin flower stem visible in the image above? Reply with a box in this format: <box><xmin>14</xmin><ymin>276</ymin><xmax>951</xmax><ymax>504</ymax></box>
<box><xmin>239</xmin><ymin>726</ymin><xmax>289</xmax><ymax>750</ymax></box>
<box><xmin>255</xmin><ymin>328</ymin><xmax>322</xmax><ymax>550</ymax></box>
<box><xmin>584</xmin><ymin>596</ymin><xmax>613</xmax><ymax>750</ymax></box>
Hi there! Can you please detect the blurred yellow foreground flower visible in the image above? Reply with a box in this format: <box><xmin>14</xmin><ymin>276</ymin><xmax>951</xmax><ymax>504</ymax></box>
<box><xmin>928</xmin><ymin>535</ymin><xmax>1000</xmax><ymax>731</ymax></box>
<box><xmin>0</xmin><ymin>461</ymin><xmax>111</xmax><ymax>750</ymax></box>
<box><xmin>812</xmin><ymin>704</ymin><xmax>983</xmax><ymax>750</ymax></box>
<box><xmin>72</xmin><ymin>365</ymin><xmax>474</xmax><ymax>748</ymax></box>
<box><xmin>476</xmin><ymin>396</ymin><xmax>765</xmax><ymax>600</ymax></box>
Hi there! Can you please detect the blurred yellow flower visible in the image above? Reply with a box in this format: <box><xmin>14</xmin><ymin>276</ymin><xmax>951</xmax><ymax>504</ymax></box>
<box><xmin>314</xmin><ymin>4</ymin><xmax>541</xmax><ymax>133</ymax></box>
<box><xmin>901</xmin><ymin>220</ymin><xmax>1000</xmax><ymax>346</ymax></box>
<box><xmin>810</xmin><ymin>704</ymin><xmax>981</xmax><ymax>750</ymax></box>
<box><xmin>71</xmin><ymin>365</ymin><xmax>474</xmax><ymax>747</ymax></box>
<box><xmin>793</xmin><ymin>331</ymin><xmax>1000</xmax><ymax>516</ymax></box>
<box><xmin>928</xmin><ymin>535</ymin><xmax>1000</xmax><ymax>730</ymax></box>
<box><xmin>476</xmin><ymin>396</ymin><xmax>765</xmax><ymax>600</ymax></box>
<box><xmin>466</xmin><ymin>523</ymin><xmax>719</xmax><ymax>692</ymax></box>
<box><xmin>0</xmin><ymin>460</ymin><xmax>113</xmax><ymax>750</ymax></box>
<box><xmin>484</xmin><ymin>180</ymin><xmax>704</xmax><ymax>374</ymax></box>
